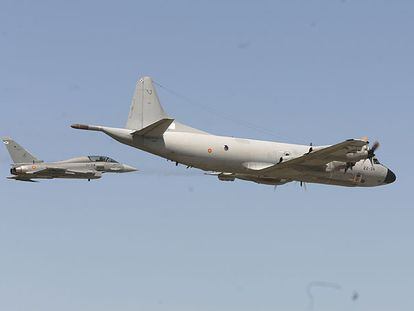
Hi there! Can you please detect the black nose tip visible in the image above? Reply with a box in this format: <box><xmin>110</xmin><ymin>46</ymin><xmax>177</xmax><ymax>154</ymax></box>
<box><xmin>384</xmin><ymin>169</ymin><xmax>396</xmax><ymax>184</ymax></box>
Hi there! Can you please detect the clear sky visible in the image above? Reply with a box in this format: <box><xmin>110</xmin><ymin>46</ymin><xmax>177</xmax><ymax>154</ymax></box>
<box><xmin>0</xmin><ymin>1</ymin><xmax>412</xmax><ymax>310</ymax></box>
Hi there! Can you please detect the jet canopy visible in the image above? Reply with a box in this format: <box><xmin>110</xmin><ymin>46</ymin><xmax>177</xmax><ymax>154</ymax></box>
<box><xmin>88</xmin><ymin>156</ymin><xmax>118</xmax><ymax>163</ymax></box>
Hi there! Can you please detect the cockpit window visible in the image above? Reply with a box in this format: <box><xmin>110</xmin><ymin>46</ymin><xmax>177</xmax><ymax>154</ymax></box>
<box><xmin>373</xmin><ymin>158</ymin><xmax>380</xmax><ymax>164</ymax></box>
<box><xmin>88</xmin><ymin>156</ymin><xmax>118</xmax><ymax>163</ymax></box>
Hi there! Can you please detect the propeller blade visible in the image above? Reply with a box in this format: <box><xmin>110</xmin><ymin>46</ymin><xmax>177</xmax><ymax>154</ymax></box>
<box><xmin>371</xmin><ymin>141</ymin><xmax>380</xmax><ymax>153</ymax></box>
<box><xmin>367</xmin><ymin>140</ymin><xmax>380</xmax><ymax>166</ymax></box>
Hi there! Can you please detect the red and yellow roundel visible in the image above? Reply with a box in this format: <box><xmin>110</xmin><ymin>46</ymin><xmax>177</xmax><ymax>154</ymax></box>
<box><xmin>207</xmin><ymin>148</ymin><xmax>213</xmax><ymax>154</ymax></box>
<box><xmin>32</xmin><ymin>165</ymin><xmax>37</xmax><ymax>169</ymax></box>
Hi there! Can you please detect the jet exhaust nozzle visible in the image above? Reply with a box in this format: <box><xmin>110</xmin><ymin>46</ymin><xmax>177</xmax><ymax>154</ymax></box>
<box><xmin>11</xmin><ymin>167</ymin><xmax>24</xmax><ymax>174</ymax></box>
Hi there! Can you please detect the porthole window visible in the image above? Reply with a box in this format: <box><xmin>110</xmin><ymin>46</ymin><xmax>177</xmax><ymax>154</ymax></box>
<box><xmin>224</xmin><ymin>145</ymin><xmax>229</xmax><ymax>151</ymax></box>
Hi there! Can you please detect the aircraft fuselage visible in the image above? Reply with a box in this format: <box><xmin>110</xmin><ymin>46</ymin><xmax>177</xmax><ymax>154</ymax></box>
<box><xmin>102</xmin><ymin>127</ymin><xmax>394</xmax><ymax>187</ymax></box>
<box><xmin>71</xmin><ymin>76</ymin><xmax>396</xmax><ymax>188</ymax></box>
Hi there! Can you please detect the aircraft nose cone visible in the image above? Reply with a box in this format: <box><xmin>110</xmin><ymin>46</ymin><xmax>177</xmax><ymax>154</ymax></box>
<box><xmin>122</xmin><ymin>164</ymin><xmax>137</xmax><ymax>172</ymax></box>
<box><xmin>384</xmin><ymin>169</ymin><xmax>396</xmax><ymax>184</ymax></box>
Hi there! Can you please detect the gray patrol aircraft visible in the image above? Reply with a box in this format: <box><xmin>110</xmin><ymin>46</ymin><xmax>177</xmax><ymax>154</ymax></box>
<box><xmin>71</xmin><ymin>76</ymin><xmax>396</xmax><ymax>187</ymax></box>
<box><xmin>2</xmin><ymin>138</ymin><xmax>137</xmax><ymax>182</ymax></box>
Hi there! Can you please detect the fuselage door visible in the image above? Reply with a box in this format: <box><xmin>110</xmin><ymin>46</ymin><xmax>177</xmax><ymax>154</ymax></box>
<box><xmin>353</xmin><ymin>172</ymin><xmax>362</xmax><ymax>183</ymax></box>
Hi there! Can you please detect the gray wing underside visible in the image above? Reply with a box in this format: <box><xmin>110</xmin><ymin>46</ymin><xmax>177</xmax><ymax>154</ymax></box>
<box><xmin>259</xmin><ymin>139</ymin><xmax>368</xmax><ymax>177</ymax></box>
<box><xmin>8</xmin><ymin>168</ymin><xmax>100</xmax><ymax>181</ymax></box>
<box><xmin>28</xmin><ymin>167</ymin><xmax>99</xmax><ymax>177</ymax></box>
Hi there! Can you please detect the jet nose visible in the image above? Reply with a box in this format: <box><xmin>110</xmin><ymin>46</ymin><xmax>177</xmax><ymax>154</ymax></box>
<box><xmin>122</xmin><ymin>164</ymin><xmax>138</xmax><ymax>173</ymax></box>
<box><xmin>384</xmin><ymin>169</ymin><xmax>396</xmax><ymax>184</ymax></box>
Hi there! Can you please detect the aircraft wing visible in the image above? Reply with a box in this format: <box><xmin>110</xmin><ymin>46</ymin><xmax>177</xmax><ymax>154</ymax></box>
<box><xmin>27</xmin><ymin>167</ymin><xmax>98</xmax><ymax>176</ymax></box>
<box><xmin>26</xmin><ymin>167</ymin><xmax>67</xmax><ymax>175</ymax></box>
<box><xmin>65</xmin><ymin>169</ymin><xmax>99</xmax><ymax>176</ymax></box>
<box><xmin>258</xmin><ymin>139</ymin><xmax>368</xmax><ymax>176</ymax></box>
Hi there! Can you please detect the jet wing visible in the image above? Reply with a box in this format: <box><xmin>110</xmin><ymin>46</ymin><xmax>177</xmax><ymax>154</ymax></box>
<box><xmin>26</xmin><ymin>167</ymin><xmax>67</xmax><ymax>175</ymax></box>
<box><xmin>65</xmin><ymin>169</ymin><xmax>99</xmax><ymax>176</ymax></box>
<box><xmin>27</xmin><ymin>167</ymin><xmax>98</xmax><ymax>177</ymax></box>
<box><xmin>258</xmin><ymin>139</ymin><xmax>368</xmax><ymax>176</ymax></box>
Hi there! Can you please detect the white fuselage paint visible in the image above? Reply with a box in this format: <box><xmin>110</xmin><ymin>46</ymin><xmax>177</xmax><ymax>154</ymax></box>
<box><xmin>101</xmin><ymin>127</ymin><xmax>389</xmax><ymax>187</ymax></box>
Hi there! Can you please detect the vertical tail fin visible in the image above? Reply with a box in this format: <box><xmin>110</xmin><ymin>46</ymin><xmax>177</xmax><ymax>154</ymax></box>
<box><xmin>2</xmin><ymin>137</ymin><xmax>42</xmax><ymax>164</ymax></box>
<box><xmin>125</xmin><ymin>76</ymin><xmax>169</xmax><ymax>130</ymax></box>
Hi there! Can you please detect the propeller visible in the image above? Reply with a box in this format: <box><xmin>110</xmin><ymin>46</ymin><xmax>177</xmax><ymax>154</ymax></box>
<box><xmin>367</xmin><ymin>140</ymin><xmax>380</xmax><ymax>166</ymax></box>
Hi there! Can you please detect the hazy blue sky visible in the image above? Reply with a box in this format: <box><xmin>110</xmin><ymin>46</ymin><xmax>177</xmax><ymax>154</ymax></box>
<box><xmin>0</xmin><ymin>1</ymin><xmax>412</xmax><ymax>310</ymax></box>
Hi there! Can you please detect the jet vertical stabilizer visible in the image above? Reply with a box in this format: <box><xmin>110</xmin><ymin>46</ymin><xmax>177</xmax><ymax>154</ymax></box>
<box><xmin>2</xmin><ymin>138</ymin><xmax>42</xmax><ymax>164</ymax></box>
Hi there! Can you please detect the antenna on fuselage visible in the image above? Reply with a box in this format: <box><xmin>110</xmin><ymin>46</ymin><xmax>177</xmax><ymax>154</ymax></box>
<box><xmin>305</xmin><ymin>142</ymin><xmax>313</xmax><ymax>155</ymax></box>
<box><xmin>299</xmin><ymin>181</ymin><xmax>307</xmax><ymax>191</ymax></box>
<box><xmin>153</xmin><ymin>80</ymin><xmax>280</xmax><ymax>139</ymax></box>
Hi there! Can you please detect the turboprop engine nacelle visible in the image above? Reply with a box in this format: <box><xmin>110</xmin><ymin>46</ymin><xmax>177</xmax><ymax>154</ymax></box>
<box><xmin>327</xmin><ymin>161</ymin><xmax>354</xmax><ymax>172</ymax></box>
<box><xmin>345</xmin><ymin>150</ymin><xmax>368</xmax><ymax>162</ymax></box>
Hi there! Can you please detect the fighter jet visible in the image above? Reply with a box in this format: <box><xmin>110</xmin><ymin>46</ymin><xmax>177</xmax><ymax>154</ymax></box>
<box><xmin>2</xmin><ymin>138</ymin><xmax>137</xmax><ymax>182</ymax></box>
<box><xmin>71</xmin><ymin>76</ymin><xmax>396</xmax><ymax>187</ymax></box>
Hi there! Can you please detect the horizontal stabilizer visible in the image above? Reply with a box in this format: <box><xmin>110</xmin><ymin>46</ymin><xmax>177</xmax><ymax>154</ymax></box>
<box><xmin>131</xmin><ymin>118</ymin><xmax>174</xmax><ymax>138</ymax></box>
